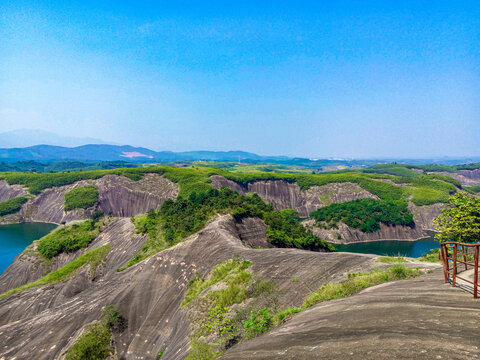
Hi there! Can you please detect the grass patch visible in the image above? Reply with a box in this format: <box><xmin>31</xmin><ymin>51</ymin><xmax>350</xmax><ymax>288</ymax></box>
<box><xmin>37</xmin><ymin>219</ymin><xmax>103</xmax><ymax>259</ymax></box>
<box><xmin>303</xmin><ymin>265</ymin><xmax>420</xmax><ymax>308</ymax></box>
<box><xmin>182</xmin><ymin>257</ymin><xmax>252</xmax><ymax>307</ymax></box>
<box><xmin>0</xmin><ymin>196</ymin><xmax>28</xmax><ymax>217</ymax></box>
<box><xmin>65</xmin><ymin>304</ymin><xmax>124</xmax><ymax>360</ymax></box>
<box><xmin>418</xmin><ymin>248</ymin><xmax>441</xmax><ymax>262</ymax></box>
<box><xmin>0</xmin><ymin>245</ymin><xmax>111</xmax><ymax>299</ymax></box>
<box><xmin>273</xmin><ymin>307</ymin><xmax>302</xmax><ymax>326</ymax></box>
<box><xmin>65</xmin><ymin>322</ymin><xmax>111</xmax><ymax>360</ymax></box>
<box><xmin>377</xmin><ymin>256</ymin><xmax>408</xmax><ymax>263</ymax></box>
<box><xmin>64</xmin><ymin>185</ymin><xmax>99</xmax><ymax>211</ymax></box>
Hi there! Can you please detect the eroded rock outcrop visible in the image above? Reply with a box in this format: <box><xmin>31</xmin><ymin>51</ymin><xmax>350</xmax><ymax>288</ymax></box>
<box><xmin>0</xmin><ymin>180</ymin><xmax>27</xmax><ymax>202</ymax></box>
<box><xmin>0</xmin><ymin>216</ymin><xmax>377</xmax><ymax>360</ymax></box>
<box><xmin>429</xmin><ymin>169</ymin><xmax>480</xmax><ymax>186</ymax></box>
<box><xmin>211</xmin><ymin>175</ymin><xmax>377</xmax><ymax>217</ymax></box>
<box><xmin>304</xmin><ymin>220</ymin><xmax>426</xmax><ymax>243</ymax></box>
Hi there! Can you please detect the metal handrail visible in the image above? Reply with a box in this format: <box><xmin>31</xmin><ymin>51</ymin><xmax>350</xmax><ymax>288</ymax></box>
<box><xmin>441</xmin><ymin>242</ymin><xmax>479</xmax><ymax>299</ymax></box>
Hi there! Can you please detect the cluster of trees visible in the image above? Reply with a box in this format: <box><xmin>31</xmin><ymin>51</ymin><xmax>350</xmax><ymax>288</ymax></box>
<box><xmin>434</xmin><ymin>193</ymin><xmax>480</xmax><ymax>243</ymax></box>
<box><xmin>64</xmin><ymin>185</ymin><xmax>99</xmax><ymax>211</ymax></box>
<box><xmin>310</xmin><ymin>198</ymin><xmax>414</xmax><ymax>233</ymax></box>
<box><xmin>0</xmin><ymin>196</ymin><xmax>27</xmax><ymax>217</ymax></box>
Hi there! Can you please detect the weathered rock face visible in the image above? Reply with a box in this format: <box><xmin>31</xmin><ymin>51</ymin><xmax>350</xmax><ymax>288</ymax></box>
<box><xmin>211</xmin><ymin>175</ymin><xmax>377</xmax><ymax>217</ymax></box>
<box><xmin>0</xmin><ymin>216</ymin><xmax>377</xmax><ymax>360</ymax></box>
<box><xmin>220</xmin><ymin>270</ymin><xmax>478</xmax><ymax>360</ymax></box>
<box><xmin>0</xmin><ymin>180</ymin><xmax>26</xmax><ymax>202</ymax></box>
<box><xmin>0</xmin><ymin>174</ymin><xmax>178</xmax><ymax>225</ymax></box>
<box><xmin>304</xmin><ymin>220</ymin><xmax>427</xmax><ymax>244</ymax></box>
<box><xmin>234</xmin><ymin>217</ymin><xmax>273</xmax><ymax>249</ymax></box>
<box><xmin>408</xmin><ymin>202</ymin><xmax>445</xmax><ymax>231</ymax></box>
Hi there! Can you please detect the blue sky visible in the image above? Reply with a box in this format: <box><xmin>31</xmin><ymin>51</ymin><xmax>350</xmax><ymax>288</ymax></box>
<box><xmin>1</xmin><ymin>0</ymin><xmax>479</xmax><ymax>158</ymax></box>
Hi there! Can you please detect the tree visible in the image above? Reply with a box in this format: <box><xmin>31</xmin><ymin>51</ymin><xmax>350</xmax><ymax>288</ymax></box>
<box><xmin>434</xmin><ymin>193</ymin><xmax>480</xmax><ymax>243</ymax></box>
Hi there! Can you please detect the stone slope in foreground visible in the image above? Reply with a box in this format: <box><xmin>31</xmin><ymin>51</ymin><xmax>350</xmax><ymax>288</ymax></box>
<box><xmin>221</xmin><ymin>270</ymin><xmax>480</xmax><ymax>360</ymax></box>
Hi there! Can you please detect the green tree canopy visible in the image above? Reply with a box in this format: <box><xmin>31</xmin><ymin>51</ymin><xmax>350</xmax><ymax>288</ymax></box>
<box><xmin>434</xmin><ymin>193</ymin><xmax>480</xmax><ymax>243</ymax></box>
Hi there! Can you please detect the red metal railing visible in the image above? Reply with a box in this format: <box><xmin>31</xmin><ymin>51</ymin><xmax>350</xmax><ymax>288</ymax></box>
<box><xmin>441</xmin><ymin>242</ymin><xmax>479</xmax><ymax>299</ymax></box>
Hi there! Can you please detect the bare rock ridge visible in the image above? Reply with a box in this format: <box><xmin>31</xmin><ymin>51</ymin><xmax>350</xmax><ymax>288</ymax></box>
<box><xmin>0</xmin><ymin>180</ymin><xmax>26</xmax><ymax>202</ymax></box>
<box><xmin>0</xmin><ymin>216</ymin><xmax>379</xmax><ymax>360</ymax></box>
<box><xmin>211</xmin><ymin>175</ymin><xmax>378</xmax><ymax>217</ymax></box>
<box><xmin>1</xmin><ymin>174</ymin><xmax>178</xmax><ymax>225</ymax></box>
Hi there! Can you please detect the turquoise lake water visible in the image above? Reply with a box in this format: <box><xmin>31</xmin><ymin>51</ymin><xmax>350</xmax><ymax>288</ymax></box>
<box><xmin>0</xmin><ymin>223</ymin><xmax>57</xmax><ymax>274</ymax></box>
<box><xmin>334</xmin><ymin>236</ymin><xmax>440</xmax><ymax>258</ymax></box>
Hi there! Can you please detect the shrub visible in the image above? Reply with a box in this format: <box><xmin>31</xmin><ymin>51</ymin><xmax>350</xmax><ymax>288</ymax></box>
<box><xmin>273</xmin><ymin>307</ymin><xmax>301</xmax><ymax>326</ymax></box>
<box><xmin>243</xmin><ymin>308</ymin><xmax>273</xmax><ymax>339</ymax></box>
<box><xmin>64</xmin><ymin>185</ymin><xmax>99</xmax><ymax>211</ymax></box>
<box><xmin>0</xmin><ymin>196</ymin><xmax>27</xmax><ymax>217</ymax></box>
<box><xmin>65</xmin><ymin>323</ymin><xmax>111</xmax><ymax>360</ymax></box>
<box><xmin>303</xmin><ymin>265</ymin><xmax>420</xmax><ymax>308</ymax></box>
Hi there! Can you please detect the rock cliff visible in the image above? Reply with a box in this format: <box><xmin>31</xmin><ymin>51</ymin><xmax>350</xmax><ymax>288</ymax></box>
<box><xmin>429</xmin><ymin>169</ymin><xmax>480</xmax><ymax>186</ymax></box>
<box><xmin>211</xmin><ymin>175</ymin><xmax>377</xmax><ymax>217</ymax></box>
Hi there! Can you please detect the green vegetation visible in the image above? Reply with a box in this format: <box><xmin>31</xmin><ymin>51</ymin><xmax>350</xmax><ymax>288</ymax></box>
<box><xmin>377</xmin><ymin>256</ymin><xmax>408</xmax><ymax>263</ymax></box>
<box><xmin>310</xmin><ymin>198</ymin><xmax>414</xmax><ymax>233</ymax></box>
<box><xmin>363</xmin><ymin>163</ymin><xmax>421</xmax><ymax>177</ymax></box>
<box><xmin>303</xmin><ymin>265</ymin><xmax>420</xmax><ymax>308</ymax></box>
<box><xmin>65</xmin><ymin>304</ymin><xmax>124</xmax><ymax>360</ymax></box>
<box><xmin>409</xmin><ymin>162</ymin><xmax>480</xmax><ymax>173</ymax></box>
<box><xmin>273</xmin><ymin>307</ymin><xmax>302</xmax><ymax>326</ymax></box>
<box><xmin>121</xmin><ymin>188</ymin><xmax>334</xmax><ymax>270</ymax></box>
<box><xmin>434</xmin><ymin>192</ymin><xmax>480</xmax><ymax>243</ymax></box>
<box><xmin>0</xmin><ymin>245</ymin><xmax>111</xmax><ymax>299</ymax></box>
<box><xmin>183</xmin><ymin>258</ymin><xmax>279</xmax><ymax>359</ymax></box>
<box><xmin>0</xmin><ymin>196</ymin><xmax>27</xmax><ymax>217</ymax></box>
<box><xmin>243</xmin><ymin>308</ymin><xmax>273</xmax><ymax>339</ymax></box>
<box><xmin>65</xmin><ymin>323</ymin><xmax>111</xmax><ymax>360</ymax></box>
<box><xmin>64</xmin><ymin>185</ymin><xmax>99</xmax><ymax>211</ymax></box>
<box><xmin>0</xmin><ymin>163</ymin><xmax>461</xmax><ymax>207</ymax></box>
<box><xmin>37</xmin><ymin>219</ymin><xmax>103</xmax><ymax>259</ymax></box>
<box><xmin>465</xmin><ymin>185</ymin><xmax>480</xmax><ymax>194</ymax></box>
<box><xmin>264</xmin><ymin>209</ymin><xmax>336</xmax><ymax>251</ymax></box>
<box><xmin>418</xmin><ymin>248</ymin><xmax>441</xmax><ymax>262</ymax></box>
<box><xmin>182</xmin><ymin>257</ymin><xmax>252</xmax><ymax>307</ymax></box>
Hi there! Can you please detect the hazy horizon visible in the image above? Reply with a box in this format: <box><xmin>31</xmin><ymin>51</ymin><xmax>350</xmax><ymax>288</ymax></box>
<box><xmin>1</xmin><ymin>1</ymin><xmax>479</xmax><ymax>158</ymax></box>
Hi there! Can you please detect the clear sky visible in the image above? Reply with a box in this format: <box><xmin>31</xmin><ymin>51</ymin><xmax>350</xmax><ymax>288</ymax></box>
<box><xmin>1</xmin><ymin>0</ymin><xmax>479</xmax><ymax>158</ymax></box>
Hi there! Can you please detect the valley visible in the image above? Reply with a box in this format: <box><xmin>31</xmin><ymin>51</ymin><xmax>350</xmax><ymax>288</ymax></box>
<box><xmin>0</xmin><ymin>163</ymin><xmax>477</xmax><ymax>359</ymax></box>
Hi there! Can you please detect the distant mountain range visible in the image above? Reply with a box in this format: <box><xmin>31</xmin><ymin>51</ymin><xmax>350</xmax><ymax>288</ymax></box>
<box><xmin>0</xmin><ymin>144</ymin><xmax>291</xmax><ymax>163</ymax></box>
<box><xmin>0</xmin><ymin>130</ymin><xmax>478</xmax><ymax>166</ymax></box>
<box><xmin>0</xmin><ymin>129</ymin><xmax>112</xmax><ymax>148</ymax></box>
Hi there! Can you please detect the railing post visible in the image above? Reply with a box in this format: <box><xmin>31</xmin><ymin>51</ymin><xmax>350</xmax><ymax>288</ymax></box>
<box><xmin>462</xmin><ymin>245</ymin><xmax>468</xmax><ymax>271</ymax></box>
<box><xmin>452</xmin><ymin>245</ymin><xmax>457</xmax><ymax>287</ymax></box>
<box><xmin>474</xmin><ymin>245</ymin><xmax>478</xmax><ymax>299</ymax></box>
<box><xmin>441</xmin><ymin>244</ymin><xmax>449</xmax><ymax>283</ymax></box>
